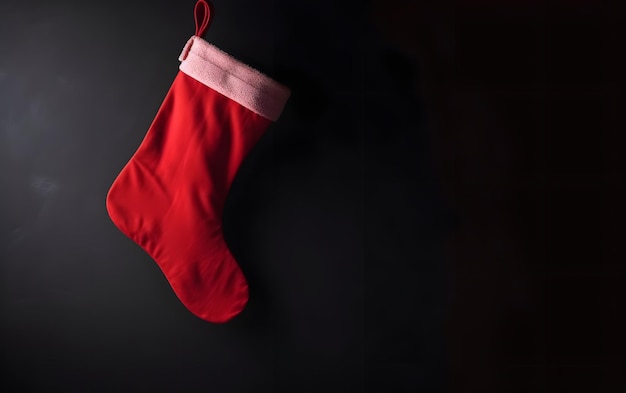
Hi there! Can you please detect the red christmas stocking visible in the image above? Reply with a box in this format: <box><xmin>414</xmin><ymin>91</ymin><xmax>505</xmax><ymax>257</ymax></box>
<box><xmin>106</xmin><ymin>0</ymin><xmax>290</xmax><ymax>323</ymax></box>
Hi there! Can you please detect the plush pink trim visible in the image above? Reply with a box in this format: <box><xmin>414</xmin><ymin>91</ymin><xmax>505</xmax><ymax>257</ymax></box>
<box><xmin>178</xmin><ymin>35</ymin><xmax>290</xmax><ymax>121</ymax></box>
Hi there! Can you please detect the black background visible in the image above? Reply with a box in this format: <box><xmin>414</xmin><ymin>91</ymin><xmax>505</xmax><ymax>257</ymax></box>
<box><xmin>0</xmin><ymin>0</ymin><xmax>623</xmax><ymax>392</ymax></box>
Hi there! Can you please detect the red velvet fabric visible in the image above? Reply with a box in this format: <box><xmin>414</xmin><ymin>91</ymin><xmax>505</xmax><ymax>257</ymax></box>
<box><xmin>106</xmin><ymin>71</ymin><xmax>272</xmax><ymax>323</ymax></box>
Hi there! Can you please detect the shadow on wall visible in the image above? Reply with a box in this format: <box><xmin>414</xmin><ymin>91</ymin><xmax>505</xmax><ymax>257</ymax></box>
<box><xmin>226</xmin><ymin>0</ymin><xmax>451</xmax><ymax>391</ymax></box>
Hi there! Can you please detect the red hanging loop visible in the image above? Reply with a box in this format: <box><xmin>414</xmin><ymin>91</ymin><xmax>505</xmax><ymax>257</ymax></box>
<box><xmin>194</xmin><ymin>0</ymin><xmax>211</xmax><ymax>37</ymax></box>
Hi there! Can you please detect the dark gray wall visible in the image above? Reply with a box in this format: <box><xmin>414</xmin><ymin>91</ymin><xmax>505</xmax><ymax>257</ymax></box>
<box><xmin>1</xmin><ymin>0</ymin><xmax>622</xmax><ymax>392</ymax></box>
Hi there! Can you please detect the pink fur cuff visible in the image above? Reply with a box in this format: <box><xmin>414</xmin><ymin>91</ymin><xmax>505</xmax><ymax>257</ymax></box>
<box><xmin>178</xmin><ymin>35</ymin><xmax>291</xmax><ymax>121</ymax></box>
